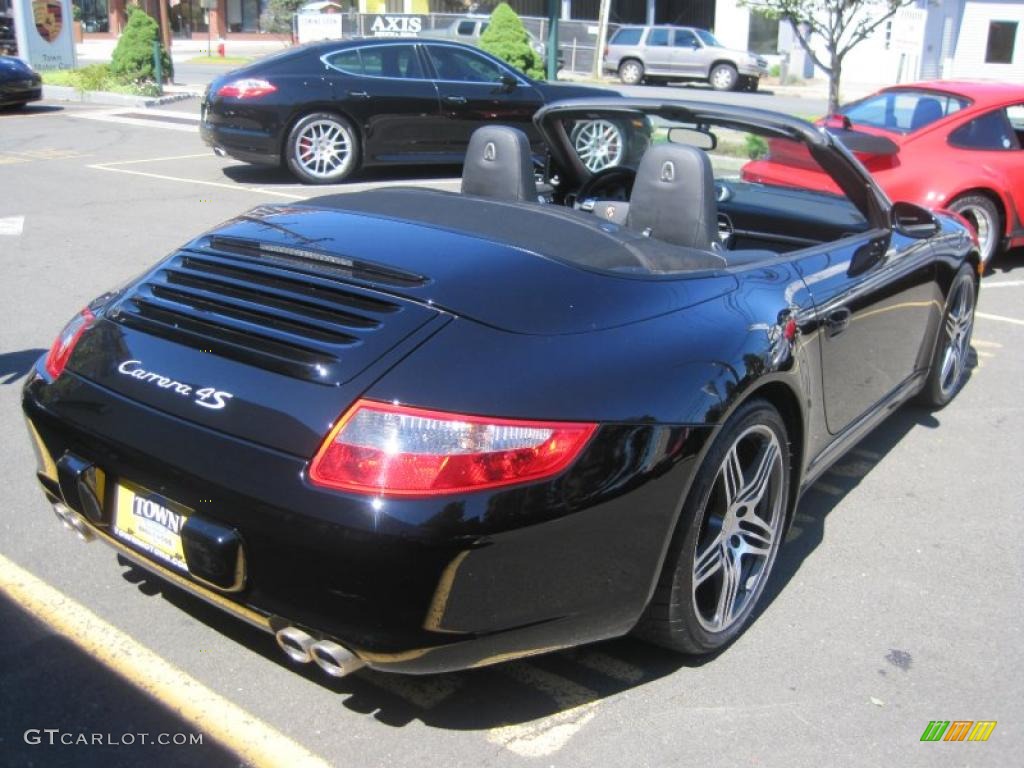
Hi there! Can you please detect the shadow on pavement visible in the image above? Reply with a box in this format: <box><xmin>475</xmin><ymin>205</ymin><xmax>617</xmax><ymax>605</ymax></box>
<box><xmin>0</xmin><ymin>349</ymin><xmax>44</xmax><ymax>385</ymax></box>
<box><xmin>0</xmin><ymin>591</ymin><xmax>241</xmax><ymax>767</ymax></box>
<box><xmin>220</xmin><ymin>163</ymin><xmax>462</xmax><ymax>187</ymax></box>
<box><xmin>2</xmin><ymin>104</ymin><xmax>64</xmax><ymax>116</ymax></box>
<box><xmin>987</xmin><ymin>245</ymin><xmax>1023</xmax><ymax>277</ymax></box>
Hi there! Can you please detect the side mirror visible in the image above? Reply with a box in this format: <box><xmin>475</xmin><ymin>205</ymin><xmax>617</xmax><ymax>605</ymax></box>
<box><xmin>500</xmin><ymin>73</ymin><xmax>518</xmax><ymax>90</ymax></box>
<box><xmin>892</xmin><ymin>201</ymin><xmax>940</xmax><ymax>239</ymax></box>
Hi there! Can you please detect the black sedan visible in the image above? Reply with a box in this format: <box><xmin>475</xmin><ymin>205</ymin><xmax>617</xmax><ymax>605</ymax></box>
<box><xmin>24</xmin><ymin>98</ymin><xmax>978</xmax><ymax>675</ymax></box>
<box><xmin>0</xmin><ymin>55</ymin><xmax>42</xmax><ymax>108</ymax></box>
<box><xmin>200</xmin><ymin>38</ymin><xmax>634</xmax><ymax>184</ymax></box>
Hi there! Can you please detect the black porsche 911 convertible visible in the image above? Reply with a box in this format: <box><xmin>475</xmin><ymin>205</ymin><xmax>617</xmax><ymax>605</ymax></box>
<box><xmin>23</xmin><ymin>98</ymin><xmax>978</xmax><ymax>676</ymax></box>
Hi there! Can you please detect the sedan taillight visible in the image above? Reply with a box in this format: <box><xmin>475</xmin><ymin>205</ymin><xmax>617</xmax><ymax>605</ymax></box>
<box><xmin>44</xmin><ymin>308</ymin><xmax>95</xmax><ymax>379</ymax></box>
<box><xmin>215</xmin><ymin>79</ymin><xmax>277</xmax><ymax>99</ymax></box>
<box><xmin>309</xmin><ymin>399</ymin><xmax>596</xmax><ymax>497</ymax></box>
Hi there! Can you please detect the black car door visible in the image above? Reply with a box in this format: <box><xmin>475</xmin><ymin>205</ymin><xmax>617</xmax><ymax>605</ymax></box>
<box><xmin>421</xmin><ymin>43</ymin><xmax>544</xmax><ymax>157</ymax></box>
<box><xmin>792</xmin><ymin>229</ymin><xmax>939</xmax><ymax>435</ymax></box>
<box><xmin>322</xmin><ymin>43</ymin><xmax>444</xmax><ymax>164</ymax></box>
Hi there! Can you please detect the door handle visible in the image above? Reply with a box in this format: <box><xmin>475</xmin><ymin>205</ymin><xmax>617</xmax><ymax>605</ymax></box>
<box><xmin>348</xmin><ymin>90</ymin><xmax>370</xmax><ymax>100</ymax></box>
<box><xmin>825</xmin><ymin>308</ymin><xmax>851</xmax><ymax>337</ymax></box>
<box><xmin>443</xmin><ymin>95</ymin><xmax>468</xmax><ymax>105</ymax></box>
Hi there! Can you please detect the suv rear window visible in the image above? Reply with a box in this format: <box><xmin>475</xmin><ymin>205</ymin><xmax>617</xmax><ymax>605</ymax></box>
<box><xmin>610</xmin><ymin>28</ymin><xmax>643</xmax><ymax>46</ymax></box>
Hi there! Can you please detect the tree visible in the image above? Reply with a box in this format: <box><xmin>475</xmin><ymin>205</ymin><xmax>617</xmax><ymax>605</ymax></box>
<box><xmin>745</xmin><ymin>1</ymin><xmax>916</xmax><ymax>112</ymax></box>
<box><xmin>110</xmin><ymin>6</ymin><xmax>173</xmax><ymax>83</ymax></box>
<box><xmin>479</xmin><ymin>3</ymin><xmax>544</xmax><ymax>81</ymax></box>
<box><xmin>261</xmin><ymin>0</ymin><xmax>306</xmax><ymax>35</ymax></box>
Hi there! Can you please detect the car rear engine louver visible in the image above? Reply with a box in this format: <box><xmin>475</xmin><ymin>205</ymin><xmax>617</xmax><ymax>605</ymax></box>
<box><xmin>107</xmin><ymin>237</ymin><xmax>433</xmax><ymax>384</ymax></box>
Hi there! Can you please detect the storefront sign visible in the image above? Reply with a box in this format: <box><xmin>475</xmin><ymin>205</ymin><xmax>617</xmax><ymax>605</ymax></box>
<box><xmin>12</xmin><ymin>0</ymin><xmax>75</xmax><ymax>70</ymax></box>
<box><xmin>367</xmin><ymin>14</ymin><xmax>425</xmax><ymax>37</ymax></box>
<box><xmin>297</xmin><ymin>13</ymin><xmax>344</xmax><ymax>43</ymax></box>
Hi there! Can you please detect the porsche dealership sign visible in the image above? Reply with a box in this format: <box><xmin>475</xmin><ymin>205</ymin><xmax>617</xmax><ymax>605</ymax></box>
<box><xmin>12</xmin><ymin>0</ymin><xmax>76</xmax><ymax>70</ymax></box>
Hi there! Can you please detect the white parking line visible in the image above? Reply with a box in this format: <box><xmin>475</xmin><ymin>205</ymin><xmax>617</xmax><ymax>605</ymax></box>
<box><xmin>976</xmin><ymin>312</ymin><xmax>1024</xmax><ymax>327</ymax></box>
<box><xmin>0</xmin><ymin>215</ymin><xmax>25</xmax><ymax>236</ymax></box>
<box><xmin>88</xmin><ymin>161</ymin><xmax>309</xmax><ymax>200</ymax></box>
<box><xmin>982</xmin><ymin>280</ymin><xmax>1024</xmax><ymax>288</ymax></box>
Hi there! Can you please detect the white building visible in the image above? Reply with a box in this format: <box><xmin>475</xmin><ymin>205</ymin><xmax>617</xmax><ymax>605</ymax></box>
<box><xmin>712</xmin><ymin>0</ymin><xmax>1024</xmax><ymax>85</ymax></box>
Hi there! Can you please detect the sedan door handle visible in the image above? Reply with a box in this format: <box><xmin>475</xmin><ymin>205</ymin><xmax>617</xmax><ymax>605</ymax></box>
<box><xmin>443</xmin><ymin>95</ymin><xmax>468</xmax><ymax>105</ymax></box>
<box><xmin>825</xmin><ymin>308</ymin><xmax>851</xmax><ymax>337</ymax></box>
<box><xmin>348</xmin><ymin>90</ymin><xmax>370</xmax><ymax>100</ymax></box>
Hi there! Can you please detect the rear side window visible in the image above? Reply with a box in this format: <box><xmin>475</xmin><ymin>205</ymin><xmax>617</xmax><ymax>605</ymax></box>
<box><xmin>325</xmin><ymin>49</ymin><xmax>362</xmax><ymax>75</ymax></box>
<box><xmin>949</xmin><ymin>109</ymin><xmax>1020</xmax><ymax>150</ymax></box>
<box><xmin>648</xmin><ymin>29</ymin><xmax>670</xmax><ymax>47</ymax></box>
<box><xmin>456</xmin><ymin>21</ymin><xmax>475</xmax><ymax>36</ymax></box>
<box><xmin>357</xmin><ymin>45</ymin><xmax>425</xmax><ymax>79</ymax></box>
<box><xmin>610</xmin><ymin>28</ymin><xmax>643</xmax><ymax>46</ymax></box>
<box><xmin>842</xmin><ymin>90</ymin><xmax>968</xmax><ymax>132</ymax></box>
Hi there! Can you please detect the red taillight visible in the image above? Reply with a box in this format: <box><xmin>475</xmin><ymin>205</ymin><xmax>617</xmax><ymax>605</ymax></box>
<box><xmin>309</xmin><ymin>399</ymin><xmax>597</xmax><ymax>497</ymax></box>
<box><xmin>44</xmin><ymin>308</ymin><xmax>95</xmax><ymax>379</ymax></box>
<box><xmin>216</xmin><ymin>79</ymin><xmax>277</xmax><ymax>99</ymax></box>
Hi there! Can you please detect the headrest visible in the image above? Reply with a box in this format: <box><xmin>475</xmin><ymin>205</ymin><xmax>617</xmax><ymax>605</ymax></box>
<box><xmin>461</xmin><ymin>126</ymin><xmax>538</xmax><ymax>203</ymax></box>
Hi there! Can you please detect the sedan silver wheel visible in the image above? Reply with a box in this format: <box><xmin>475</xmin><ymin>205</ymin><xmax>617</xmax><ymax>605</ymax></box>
<box><xmin>293</xmin><ymin>119</ymin><xmax>354</xmax><ymax>181</ymax></box>
<box><xmin>572</xmin><ymin>120</ymin><xmax>625</xmax><ymax>172</ymax></box>
<box><xmin>939</xmin><ymin>276</ymin><xmax>975</xmax><ymax>399</ymax></box>
<box><xmin>692</xmin><ymin>425</ymin><xmax>784</xmax><ymax>633</ymax></box>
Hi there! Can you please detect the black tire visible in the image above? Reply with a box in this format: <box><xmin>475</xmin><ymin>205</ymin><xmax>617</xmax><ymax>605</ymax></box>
<box><xmin>634</xmin><ymin>399</ymin><xmax>790</xmax><ymax>654</ymax></box>
<box><xmin>948</xmin><ymin>193</ymin><xmax>1001</xmax><ymax>268</ymax></box>
<box><xmin>742</xmin><ymin>76</ymin><xmax>759</xmax><ymax>92</ymax></box>
<box><xmin>284</xmin><ymin>112</ymin><xmax>360</xmax><ymax>185</ymax></box>
<box><xmin>618</xmin><ymin>59</ymin><xmax>644</xmax><ymax>85</ymax></box>
<box><xmin>709</xmin><ymin>63</ymin><xmax>739</xmax><ymax>91</ymax></box>
<box><xmin>917</xmin><ymin>263</ymin><xmax>977</xmax><ymax>408</ymax></box>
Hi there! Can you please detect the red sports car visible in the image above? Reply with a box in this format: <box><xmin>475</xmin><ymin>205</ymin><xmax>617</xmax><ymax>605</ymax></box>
<box><xmin>743</xmin><ymin>81</ymin><xmax>1024</xmax><ymax>267</ymax></box>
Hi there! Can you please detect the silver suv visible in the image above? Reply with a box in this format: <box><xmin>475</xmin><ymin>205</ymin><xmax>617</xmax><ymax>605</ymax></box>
<box><xmin>603</xmin><ymin>26</ymin><xmax>767</xmax><ymax>91</ymax></box>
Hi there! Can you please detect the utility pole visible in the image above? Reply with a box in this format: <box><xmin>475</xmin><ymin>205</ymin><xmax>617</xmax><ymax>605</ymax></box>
<box><xmin>546</xmin><ymin>0</ymin><xmax>559</xmax><ymax>81</ymax></box>
<box><xmin>593</xmin><ymin>0</ymin><xmax>611</xmax><ymax>80</ymax></box>
<box><xmin>158</xmin><ymin>0</ymin><xmax>172</xmax><ymax>66</ymax></box>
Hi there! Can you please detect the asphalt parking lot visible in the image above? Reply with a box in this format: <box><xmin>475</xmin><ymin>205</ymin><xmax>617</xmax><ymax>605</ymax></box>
<box><xmin>1</xmin><ymin>99</ymin><xmax>1021</xmax><ymax>768</ymax></box>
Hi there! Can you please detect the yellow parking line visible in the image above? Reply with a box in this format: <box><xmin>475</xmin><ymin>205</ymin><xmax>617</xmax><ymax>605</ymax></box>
<box><xmin>0</xmin><ymin>553</ymin><xmax>329</xmax><ymax>768</ymax></box>
<box><xmin>87</xmin><ymin>163</ymin><xmax>308</xmax><ymax>200</ymax></box>
<box><xmin>976</xmin><ymin>312</ymin><xmax>1024</xmax><ymax>327</ymax></box>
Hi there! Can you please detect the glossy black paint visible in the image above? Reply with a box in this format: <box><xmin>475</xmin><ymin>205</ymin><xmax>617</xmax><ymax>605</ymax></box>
<box><xmin>0</xmin><ymin>56</ymin><xmax>42</xmax><ymax>107</ymax></box>
<box><xmin>199</xmin><ymin>39</ymin><xmax>614</xmax><ymax>169</ymax></box>
<box><xmin>25</xmin><ymin>100</ymin><xmax>978</xmax><ymax>673</ymax></box>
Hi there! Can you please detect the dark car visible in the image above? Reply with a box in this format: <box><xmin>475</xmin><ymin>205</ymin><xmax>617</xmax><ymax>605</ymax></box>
<box><xmin>0</xmin><ymin>55</ymin><xmax>42</xmax><ymax>108</ymax></box>
<box><xmin>25</xmin><ymin>98</ymin><xmax>977</xmax><ymax>676</ymax></box>
<box><xmin>200</xmin><ymin>38</ymin><xmax>628</xmax><ymax>184</ymax></box>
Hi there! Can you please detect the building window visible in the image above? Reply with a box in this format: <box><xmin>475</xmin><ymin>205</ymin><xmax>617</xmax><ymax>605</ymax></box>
<box><xmin>80</xmin><ymin>0</ymin><xmax>109</xmax><ymax>33</ymax></box>
<box><xmin>985</xmin><ymin>21</ymin><xmax>1017</xmax><ymax>64</ymax></box>
<box><xmin>747</xmin><ymin>10</ymin><xmax>778</xmax><ymax>55</ymax></box>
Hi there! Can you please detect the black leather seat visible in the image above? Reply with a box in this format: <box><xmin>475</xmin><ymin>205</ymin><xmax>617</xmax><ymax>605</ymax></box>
<box><xmin>626</xmin><ymin>143</ymin><xmax>717</xmax><ymax>251</ymax></box>
<box><xmin>461</xmin><ymin>126</ymin><xmax>538</xmax><ymax>203</ymax></box>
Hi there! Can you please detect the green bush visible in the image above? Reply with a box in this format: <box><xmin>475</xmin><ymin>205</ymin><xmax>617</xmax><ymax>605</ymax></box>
<box><xmin>479</xmin><ymin>3</ymin><xmax>544</xmax><ymax>81</ymax></box>
<box><xmin>769</xmin><ymin>63</ymin><xmax>780</xmax><ymax>78</ymax></box>
<box><xmin>744</xmin><ymin>133</ymin><xmax>768</xmax><ymax>160</ymax></box>
<box><xmin>42</xmin><ymin>63</ymin><xmax>162</xmax><ymax>96</ymax></box>
<box><xmin>110</xmin><ymin>6</ymin><xmax>173</xmax><ymax>84</ymax></box>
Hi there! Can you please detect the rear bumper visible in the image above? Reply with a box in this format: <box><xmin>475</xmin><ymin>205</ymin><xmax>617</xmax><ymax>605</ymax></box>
<box><xmin>200</xmin><ymin>118</ymin><xmax>280</xmax><ymax>167</ymax></box>
<box><xmin>23</xmin><ymin>363</ymin><xmax>710</xmax><ymax>673</ymax></box>
<box><xmin>0</xmin><ymin>83</ymin><xmax>42</xmax><ymax>105</ymax></box>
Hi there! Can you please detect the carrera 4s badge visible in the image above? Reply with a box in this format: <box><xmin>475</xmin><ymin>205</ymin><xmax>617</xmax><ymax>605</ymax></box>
<box><xmin>117</xmin><ymin>360</ymin><xmax>234</xmax><ymax>410</ymax></box>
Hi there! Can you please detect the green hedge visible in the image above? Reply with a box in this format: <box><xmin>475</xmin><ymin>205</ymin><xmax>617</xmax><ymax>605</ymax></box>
<box><xmin>479</xmin><ymin>4</ymin><xmax>544</xmax><ymax>81</ymax></box>
<box><xmin>110</xmin><ymin>7</ymin><xmax>173</xmax><ymax>84</ymax></box>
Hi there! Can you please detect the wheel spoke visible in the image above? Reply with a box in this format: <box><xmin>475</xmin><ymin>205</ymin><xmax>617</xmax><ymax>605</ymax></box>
<box><xmin>713</xmin><ymin>548</ymin><xmax>742</xmax><ymax>629</ymax></box>
<box><xmin>694</xmin><ymin>535</ymin><xmax>725</xmax><ymax>587</ymax></box>
<box><xmin>721</xmin><ymin>445</ymin><xmax>744</xmax><ymax>507</ymax></box>
<box><xmin>738</xmin><ymin>514</ymin><xmax>774</xmax><ymax>556</ymax></box>
<box><xmin>738</xmin><ymin>440</ymin><xmax>779</xmax><ymax>508</ymax></box>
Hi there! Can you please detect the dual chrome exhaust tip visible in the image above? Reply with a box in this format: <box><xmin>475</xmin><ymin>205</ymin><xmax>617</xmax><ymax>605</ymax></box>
<box><xmin>275</xmin><ymin>627</ymin><xmax>365</xmax><ymax>678</ymax></box>
<box><xmin>53</xmin><ymin>502</ymin><xmax>95</xmax><ymax>543</ymax></box>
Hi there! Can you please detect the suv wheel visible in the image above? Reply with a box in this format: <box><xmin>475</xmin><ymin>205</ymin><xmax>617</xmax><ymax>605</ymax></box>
<box><xmin>618</xmin><ymin>59</ymin><xmax>644</xmax><ymax>85</ymax></box>
<box><xmin>709</xmin><ymin>63</ymin><xmax>739</xmax><ymax>91</ymax></box>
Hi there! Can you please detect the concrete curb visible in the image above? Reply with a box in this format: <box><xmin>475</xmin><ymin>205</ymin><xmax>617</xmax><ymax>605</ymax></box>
<box><xmin>42</xmin><ymin>85</ymin><xmax>196</xmax><ymax>108</ymax></box>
